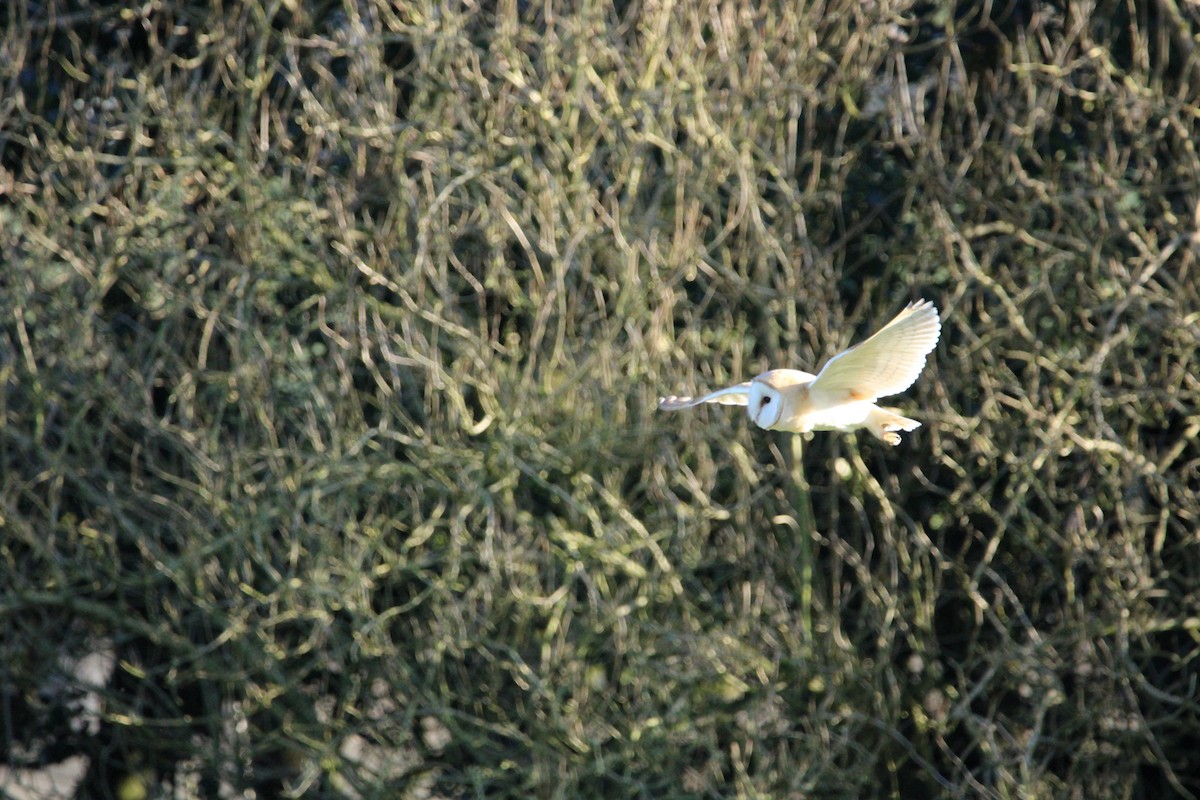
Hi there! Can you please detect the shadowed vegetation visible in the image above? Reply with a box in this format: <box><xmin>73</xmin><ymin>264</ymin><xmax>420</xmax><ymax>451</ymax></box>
<box><xmin>3</xmin><ymin>0</ymin><xmax>1199</xmax><ymax>797</ymax></box>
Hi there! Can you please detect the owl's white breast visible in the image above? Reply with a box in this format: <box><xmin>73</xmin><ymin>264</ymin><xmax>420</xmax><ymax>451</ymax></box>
<box><xmin>803</xmin><ymin>400</ymin><xmax>877</xmax><ymax>431</ymax></box>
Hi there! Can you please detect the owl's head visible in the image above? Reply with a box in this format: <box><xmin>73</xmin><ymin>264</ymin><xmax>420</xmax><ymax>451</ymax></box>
<box><xmin>747</xmin><ymin>379</ymin><xmax>784</xmax><ymax>430</ymax></box>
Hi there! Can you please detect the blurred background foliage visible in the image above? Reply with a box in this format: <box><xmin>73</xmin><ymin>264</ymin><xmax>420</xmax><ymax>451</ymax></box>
<box><xmin>3</xmin><ymin>0</ymin><xmax>1200</xmax><ymax>797</ymax></box>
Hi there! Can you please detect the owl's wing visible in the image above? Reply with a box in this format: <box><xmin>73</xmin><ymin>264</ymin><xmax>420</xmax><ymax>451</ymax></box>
<box><xmin>658</xmin><ymin>382</ymin><xmax>752</xmax><ymax>410</ymax></box>
<box><xmin>809</xmin><ymin>300</ymin><xmax>940</xmax><ymax>404</ymax></box>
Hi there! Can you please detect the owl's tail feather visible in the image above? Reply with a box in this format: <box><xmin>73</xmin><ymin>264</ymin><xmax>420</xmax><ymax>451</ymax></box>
<box><xmin>865</xmin><ymin>408</ymin><xmax>921</xmax><ymax>446</ymax></box>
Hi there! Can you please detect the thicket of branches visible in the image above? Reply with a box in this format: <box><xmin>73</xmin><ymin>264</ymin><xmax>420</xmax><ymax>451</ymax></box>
<box><xmin>3</xmin><ymin>1</ymin><xmax>1199</xmax><ymax>797</ymax></box>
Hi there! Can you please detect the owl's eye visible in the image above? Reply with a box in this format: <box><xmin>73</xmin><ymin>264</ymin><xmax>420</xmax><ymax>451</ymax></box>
<box><xmin>759</xmin><ymin>396</ymin><xmax>771</xmax><ymax>408</ymax></box>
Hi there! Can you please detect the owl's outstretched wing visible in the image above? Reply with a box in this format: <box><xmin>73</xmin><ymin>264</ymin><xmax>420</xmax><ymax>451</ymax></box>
<box><xmin>658</xmin><ymin>382</ymin><xmax>752</xmax><ymax>410</ymax></box>
<box><xmin>809</xmin><ymin>300</ymin><xmax>940</xmax><ymax>404</ymax></box>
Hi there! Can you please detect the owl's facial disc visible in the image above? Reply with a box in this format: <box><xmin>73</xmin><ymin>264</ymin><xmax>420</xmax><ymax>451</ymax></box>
<box><xmin>748</xmin><ymin>383</ymin><xmax>782</xmax><ymax>429</ymax></box>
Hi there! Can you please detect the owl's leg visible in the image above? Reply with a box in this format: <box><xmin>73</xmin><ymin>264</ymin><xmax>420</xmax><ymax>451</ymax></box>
<box><xmin>865</xmin><ymin>407</ymin><xmax>921</xmax><ymax>446</ymax></box>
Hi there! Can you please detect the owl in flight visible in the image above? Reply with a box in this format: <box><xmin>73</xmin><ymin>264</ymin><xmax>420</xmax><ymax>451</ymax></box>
<box><xmin>659</xmin><ymin>300</ymin><xmax>940</xmax><ymax>445</ymax></box>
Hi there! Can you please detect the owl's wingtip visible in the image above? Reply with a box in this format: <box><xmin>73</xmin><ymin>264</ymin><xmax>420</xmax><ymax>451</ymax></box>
<box><xmin>906</xmin><ymin>298</ymin><xmax>940</xmax><ymax>317</ymax></box>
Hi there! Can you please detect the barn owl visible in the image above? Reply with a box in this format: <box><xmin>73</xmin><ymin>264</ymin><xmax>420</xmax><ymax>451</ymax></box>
<box><xmin>659</xmin><ymin>300</ymin><xmax>940</xmax><ymax>445</ymax></box>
